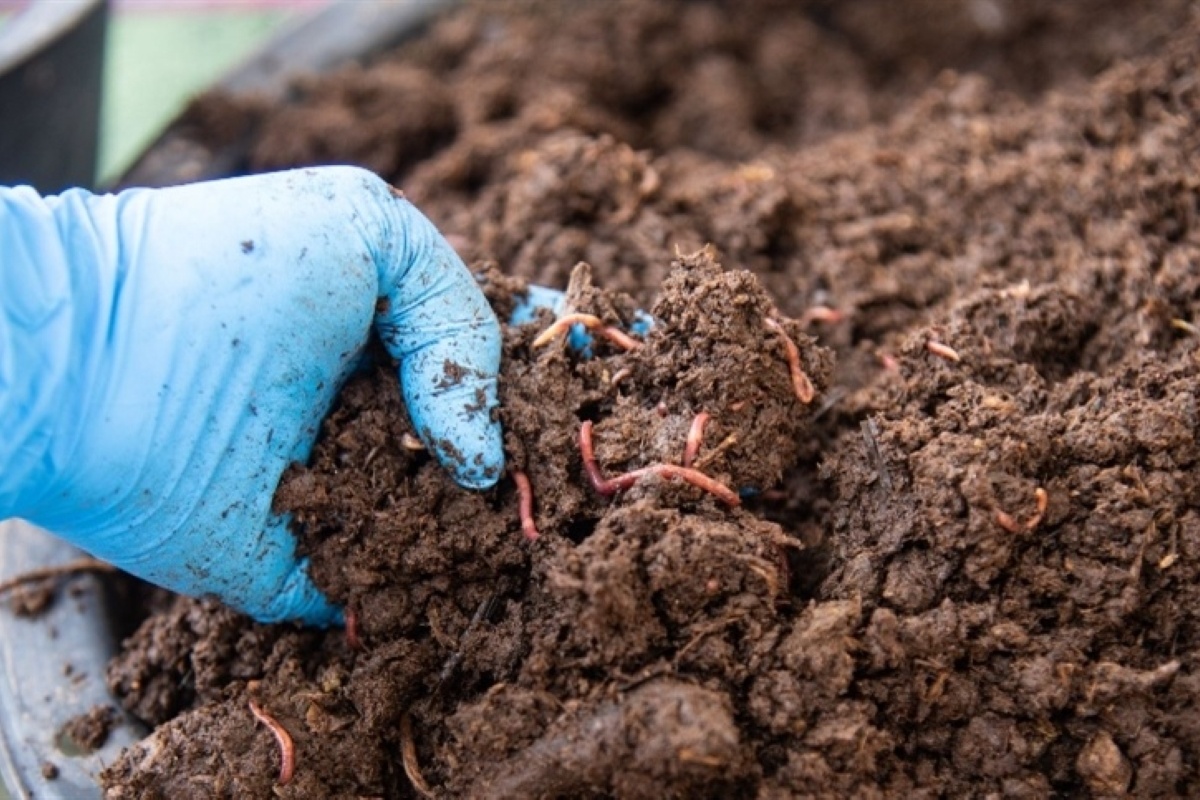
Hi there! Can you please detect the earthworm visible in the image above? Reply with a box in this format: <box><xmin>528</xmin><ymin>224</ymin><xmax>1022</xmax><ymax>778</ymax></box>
<box><xmin>513</xmin><ymin>470</ymin><xmax>540</xmax><ymax>541</ymax></box>
<box><xmin>248</xmin><ymin>699</ymin><xmax>295</xmax><ymax>786</ymax></box>
<box><xmin>801</xmin><ymin>305</ymin><xmax>844</xmax><ymax>326</ymax></box>
<box><xmin>532</xmin><ymin>313</ymin><xmax>641</xmax><ymax>350</ymax></box>
<box><xmin>994</xmin><ymin>487</ymin><xmax>1049</xmax><ymax>534</ymax></box>
<box><xmin>926</xmin><ymin>339</ymin><xmax>961</xmax><ymax>362</ymax></box>
<box><xmin>682</xmin><ymin>412</ymin><xmax>711</xmax><ymax>468</ymax></box>
<box><xmin>344</xmin><ymin>607</ymin><xmax>364</xmax><ymax>651</ymax></box>
<box><xmin>578</xmin><ymin>421</ymin><xmax>740</xmax><ymax>507</ymax></box>
<box><xmin>764</xmin><ymin>318</ymin><xmax>815</xmax><ymax>404</ymax></box>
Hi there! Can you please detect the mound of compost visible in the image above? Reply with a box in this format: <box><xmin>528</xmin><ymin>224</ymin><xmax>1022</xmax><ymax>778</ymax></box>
<box><xmin>101</xmin><ymin>0</ymin><xmax>1200</xmax><ymax>797</ymax></box>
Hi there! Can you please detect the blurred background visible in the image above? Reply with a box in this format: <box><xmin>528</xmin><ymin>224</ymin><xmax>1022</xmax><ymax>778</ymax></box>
<box><xmin>0</xmin><ymin>0</ymin><xmax>324</xmax><ymax>190</ymax></box>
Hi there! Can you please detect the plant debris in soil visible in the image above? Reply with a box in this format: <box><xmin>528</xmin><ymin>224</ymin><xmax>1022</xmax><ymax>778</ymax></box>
<box><xmin>101</xmin><ymin>0</ymin><xmax>1200</xmax><ymax>797</ymax></box>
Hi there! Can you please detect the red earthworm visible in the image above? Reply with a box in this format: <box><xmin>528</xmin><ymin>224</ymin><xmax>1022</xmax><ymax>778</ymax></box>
<box><xmin>249</xmin><ymin>699</ymin><xmax>295</xmax><ymax>786</ymax></box>
<box><xmin>578</xmin><ymin>421</ymin><xmax>739</xmax><ymax>507</ymax></box>
<box><xmin>532</xmin><ymin>313</ymin><xmax>641</xmax><ymax>351</ymax></box>
<box><xmin>764</xmin><ymin>318</ymin><xmax>815</xmax><ymax>404</ymax></box>
<box><xmin>513</xmin><ymin>470</ymin><xmax>539</xmax><ymax>541</ymax></box>
<box><xmin>682</xmin><ymin>412</ymin><xmax>711</xmax><ymax>468</ymax></box>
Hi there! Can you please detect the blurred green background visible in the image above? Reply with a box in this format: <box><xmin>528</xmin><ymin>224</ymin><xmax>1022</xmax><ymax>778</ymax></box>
<box><xmin>99</xmin><ymin>1</ymin><xmax>321</xmax><ymax>183</ymax></box>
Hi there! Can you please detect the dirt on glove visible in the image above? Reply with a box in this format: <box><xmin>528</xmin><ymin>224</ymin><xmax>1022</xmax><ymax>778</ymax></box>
<box><xmin>102</xmin><ymin>0</ymin><xmax>1200</xmax><ymax>797</ymax></box>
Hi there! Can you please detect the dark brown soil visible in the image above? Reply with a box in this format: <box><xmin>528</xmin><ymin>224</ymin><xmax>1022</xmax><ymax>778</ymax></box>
<box><xmin>102</xmin><ymin>1</ymin><xmax>1200</xmax><ymax>797</ymax></box>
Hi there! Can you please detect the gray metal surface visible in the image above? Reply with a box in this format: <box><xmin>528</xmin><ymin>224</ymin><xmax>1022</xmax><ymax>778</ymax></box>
<box><xmin>0</xmin><ymin>0</ymin><xmax>107</xmax><ymax>192</ymax></box>
<box><xmin>0</xmin><ymin>522</ymin><xmax>144</xmax><ymax>800</ymax></box>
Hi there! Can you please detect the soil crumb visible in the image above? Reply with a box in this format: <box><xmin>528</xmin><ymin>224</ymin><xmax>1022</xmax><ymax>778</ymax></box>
<box><xmin>61</xmin><ymin>705</ymin><xmax>118</xmax><ymax>754</ymax></box>
<box><xmin>104</xmin><ymin>0</ymin><xmax>1200</xmax><ymax>798</ymax></box>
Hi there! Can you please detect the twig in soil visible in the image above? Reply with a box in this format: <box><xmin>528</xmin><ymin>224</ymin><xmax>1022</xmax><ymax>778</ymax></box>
<box><xmin>691</xmin><ymin>433</ymin><xmax>738</xmax><ymax>473</ymax></box>
<box><xmin>532</xmin><ymin>313</ymin><xmax>641</xmax><ymax>351</ymax></box>
<box><xmin>512</xmin><ymin>470</ymin><xmax>539</xmax><ymax>541</ymax></box>
<box><xmin>401</xmin><ymin>712</ymin><xmax>434</xmax><ymax>799</ymax></box>
<box><xmin>737</xmin><ymin>554</ymin><xmax>783</xmax><ymax>600</ymax></box>
<box><xmin>682</xmin><ymin>412</ymin><xmax>711</xmax><ymax>468</ymax></box>
<box><xmin>435</xmin><ymin>593</ymin><xmax>499</xmax><ymax>692</ymax></box>
<box><xmin>994</xmin><ymin>487</ymin><xmax>1049</xmax><ymax>533</ymax></box>
<box><xmin>860</xmin><ymin>419</ymin><xmax>893</xmax><ymax>492</ymax></box>
<box><xmin>578</xmin><ymin>421</ymin><xmax>740</xmax><ymax>507</ymax></box>
<box><xmin>925</xmin><ymin>339</ymin><xmax>961</xmax><ymax>362</ymax></box>
<box><xmin>764</xmin><ymin>318</ymin><xmax>815</xmax><ymax>404</ymax></box>
<box><xmin>248</xmin><ymin>699</ymin><xmax>295</xmax><ymax>786</ymax></box>
<box><xmin>0</xmin><ymin>558</ymin><xmax>116</xmax><ymax>596</ymax></box>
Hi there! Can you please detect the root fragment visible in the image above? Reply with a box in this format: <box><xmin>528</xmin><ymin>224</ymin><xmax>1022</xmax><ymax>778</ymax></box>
<box><xmin>764</xmin><ymin>318</ymin><xmax>815</xmax><ymax>403</ymax></box>
<box><xmin>248</xmin><ymin>699</ymin><xmax>295</xmax><ymax>786</ymax></box>
<box><xmin>513</xmin><ymin>470</ymin><xmax>540</xmax><ymax>541</ymax></box>
<box><xmin>532</xmin><ymin>313</ymin><xmax>641</xmax><ymax>350</ymax></box>
<box><xmin>401</xmin><ymin>712</ymin><xmax>434</xmax><ymax>799</ymax></box>
<box><xmin>682</xmin><ymin>412</ymin><xmax>711</xmax><ymax>468</ymax></box>
<box><xmin>579</xmin><ymin>421</ymin><xmax>740</xmax><ymax>507</ymax></box>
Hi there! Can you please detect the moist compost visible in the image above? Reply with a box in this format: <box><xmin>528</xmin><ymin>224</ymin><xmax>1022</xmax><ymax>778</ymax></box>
<box><xmin>101</xmin><ymin>0</ymin><xmax>1200</xmax><ymax>797</ymax></box>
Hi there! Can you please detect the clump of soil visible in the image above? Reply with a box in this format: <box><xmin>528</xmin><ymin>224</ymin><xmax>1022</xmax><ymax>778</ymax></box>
<box><xmin>103</xmin><ymin>0</ymin><xmax>1200</xmax><ymax>797</ymax></box>
<box><xmin>61</xmin><ymin>705</ymin><xmax>119</xmax><ymax>754</ymax></box>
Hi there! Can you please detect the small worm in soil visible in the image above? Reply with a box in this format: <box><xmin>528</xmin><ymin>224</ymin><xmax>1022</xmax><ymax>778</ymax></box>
<box><xmin>682</xmin><ymin>412</ymin><xmax>711</xmax><ymax>468</ymax></box>
<box><xmin>764</xmin><ymin>318</ymin><xmax>815</xmax><ymax>404</ymax></box>
<box><xmin>994</xmin><ymin>487</ymin><xmax>1049</xmax><ymax>533</ymax></box>
<box><xmin>512</xmin><ymin>470</ymin><xmax>539</xmax><ymax>540</ymax></box>
<box><xmin>801</xmin><ymin>305</ymin><xmax>845</xmax><ymax>326</ymax></box>
<box><xmin>401</xmin><ymin>712</ymin><xmax>434</xmax><ymax>798</ymax></box>
<box><xmin>401</xmin><ymin>432</ymin><xmax>426</xmax><ymax>451</ymax></box>
<box><xmin>344</xmin><ymin>608</ymin><xmax>364</xmax><ymax>651</ymax></box>
<box><xmin>925</xmin><ymin>339</ymin><xmax>961</xmax><ymax>362</ymax></box>
<box><xmin>609</xmin><ymin>366</ymin><xmax>633</xmax><ymax>388</ymax></box>
<box><xmin>248</xmin><ymin>699</ymin><xmax>295</xmax><ymax>786</ymax></box>
<box><xmin>532</xmin><ymin>312</ymin><xmax>641</xmax><ymax>351</ymax></box>
<box><xmin>578</xmin><ymin>421</ymin><xmax>740</xmax><ymax>507</ymax></box>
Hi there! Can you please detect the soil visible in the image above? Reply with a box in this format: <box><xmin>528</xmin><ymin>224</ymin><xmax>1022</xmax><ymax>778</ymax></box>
<box><xmin>100</xmin><ymin>0</ymin><xmax>1200</xmax><ymax>797</ymax></box>
<box><xmin>61</xmin><ymin>705</ymin><xmax>119</xmax><ymax>754</ymax></box>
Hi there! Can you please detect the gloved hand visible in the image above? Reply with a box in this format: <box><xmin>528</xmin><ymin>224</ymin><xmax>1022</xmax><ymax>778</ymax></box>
<box><xmin>0</xmin><ymin>166</ymin><xmax>502</xmax><ymax>626</ymax></box>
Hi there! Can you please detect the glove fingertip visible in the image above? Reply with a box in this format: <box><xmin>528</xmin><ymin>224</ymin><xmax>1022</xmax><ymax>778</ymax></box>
<box><xmin>405</xmin><ymin>374</ymin><xmax>505</xmax><ymax>491</ymax></box>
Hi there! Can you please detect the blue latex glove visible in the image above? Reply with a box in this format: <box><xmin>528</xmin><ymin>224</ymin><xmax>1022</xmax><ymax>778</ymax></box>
<box><xmin>0</xmin><ymin>167</ymin><xmax>502</xmax><ymax>626</ymax></box>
